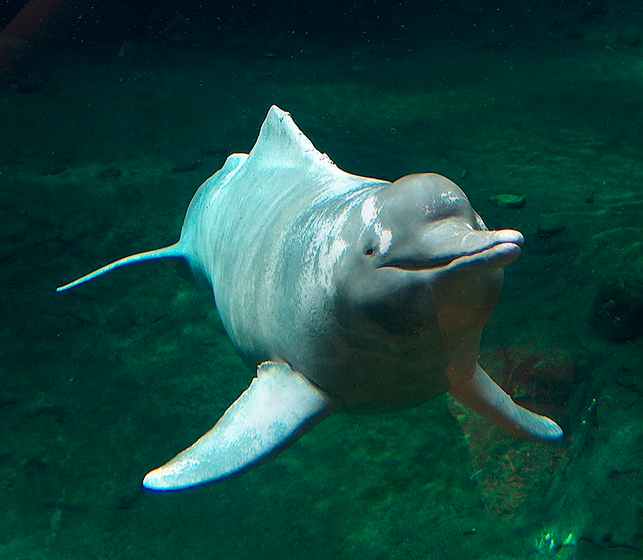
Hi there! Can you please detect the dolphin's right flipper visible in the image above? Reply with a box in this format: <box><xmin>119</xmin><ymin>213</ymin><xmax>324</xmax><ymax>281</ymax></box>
<box><xmin>449</xmin><ymin>362</ymin><xmax>563</xmax><ymax>442</ymax></box>
<box><xmin>143</xmin><ymin>361</ymin><xmax>333</xmax><ymax>490</ymax></box>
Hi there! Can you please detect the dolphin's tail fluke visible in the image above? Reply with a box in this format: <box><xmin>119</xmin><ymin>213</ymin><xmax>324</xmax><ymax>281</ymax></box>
<box><xmin>56</xmin><ymin>242</ymin><xmax>184</xmax><ymax>293</ymax></box>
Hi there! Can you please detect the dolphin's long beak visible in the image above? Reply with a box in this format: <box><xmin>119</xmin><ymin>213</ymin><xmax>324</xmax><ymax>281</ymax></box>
<box><xmin>451</xmin><ymin>228</ymin><xmax>524</xmax><ymax>270</ymax></box>
<box><xmin>379</xmin><ymin>224</ymin><xmax>524</xmax><ymax>272</ymax></box>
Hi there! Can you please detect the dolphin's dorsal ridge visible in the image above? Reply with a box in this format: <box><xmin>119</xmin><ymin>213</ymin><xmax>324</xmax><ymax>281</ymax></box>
<box><xmin>143</xmin><ymin>361</ymin><xmax>333</xmax><ymax>490</ymax></box>
<box><xmin>246</xmin><ymin>105</ymin><xmax>336</xmax><ymax>175</ymax></box>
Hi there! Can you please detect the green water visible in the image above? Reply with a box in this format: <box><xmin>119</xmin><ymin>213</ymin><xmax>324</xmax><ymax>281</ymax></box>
<box><xmin>1</xmin><ymin>6</ymin><xmax>642</xmax><ymax>559</ymax></box>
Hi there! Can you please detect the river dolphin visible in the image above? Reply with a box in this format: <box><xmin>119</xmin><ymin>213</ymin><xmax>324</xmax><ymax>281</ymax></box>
<box><xmin>57</xmin><ymin>105</ymin><xmax>562</xmax><ymax>490</ymax></box>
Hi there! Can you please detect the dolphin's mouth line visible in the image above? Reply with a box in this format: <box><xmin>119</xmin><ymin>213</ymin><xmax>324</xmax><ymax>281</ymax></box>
<box><xmin>378</xmin><ymin>241</ymin><xmax>521</xmax><ymax>272</ymax></box>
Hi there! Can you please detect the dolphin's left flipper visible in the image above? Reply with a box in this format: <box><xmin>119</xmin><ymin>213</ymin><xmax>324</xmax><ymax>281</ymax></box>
<box><xmin>449</xmin><ymin>363</ymin><xmax>563</xmax><ymax>442</ymax></box>
<box><xmin>144</xmin><ymin>361</ymin><xmax>333</xmax><ymax>490</ymax></box>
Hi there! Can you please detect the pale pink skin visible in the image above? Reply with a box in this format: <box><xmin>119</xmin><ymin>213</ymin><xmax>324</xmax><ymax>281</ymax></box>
<box><xmin>58</xmin><ymin>107</ymin><xmax>562</xmax><ymax>490</ymax></box>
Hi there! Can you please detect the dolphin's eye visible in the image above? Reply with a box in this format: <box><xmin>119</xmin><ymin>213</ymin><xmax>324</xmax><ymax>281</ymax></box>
<box><xmin>364</xmin><ymin>247</ymin><xmax>376</xmax><ymax>256</ymax></box>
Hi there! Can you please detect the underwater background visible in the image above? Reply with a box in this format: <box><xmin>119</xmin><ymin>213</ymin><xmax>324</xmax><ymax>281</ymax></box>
<box><xmin>1</xmin><ymin>1</ymin><xmax>642</xmax><ymax>558</ymax></box>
